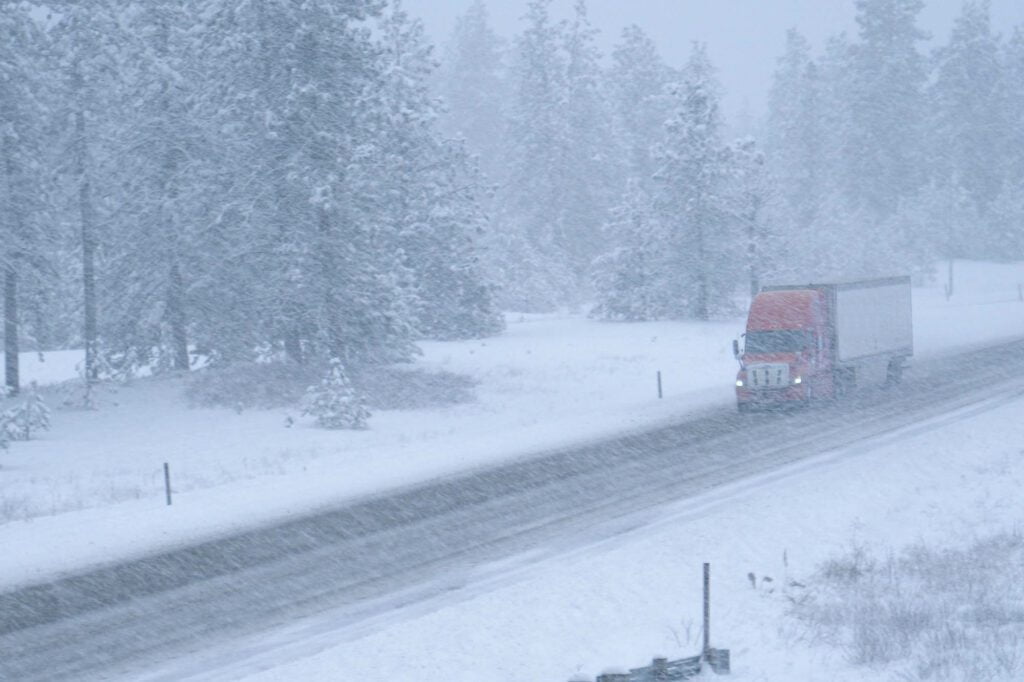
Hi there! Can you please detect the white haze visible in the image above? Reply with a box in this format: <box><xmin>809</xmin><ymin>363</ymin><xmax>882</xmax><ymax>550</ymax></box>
<box><xmin>408</xmin><ymin>0</ymin><xmax>1024</xmax><ymax>118</ymax></box>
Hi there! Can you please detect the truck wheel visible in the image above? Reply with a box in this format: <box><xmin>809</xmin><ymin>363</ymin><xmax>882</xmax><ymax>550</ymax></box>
<box><xmin>886</xmin><ymin>360</ymin><xmax>903</xmax><ymax>386</ymax></box>
<box><xmin>737</xmin><ymin>402</ymin><xmax>751</xmax><ymax>414</ymax></box>
<box><xmin>834</xmin><ymin>369</ymin><xmax>854</xmax><ymax>399</ymax></box>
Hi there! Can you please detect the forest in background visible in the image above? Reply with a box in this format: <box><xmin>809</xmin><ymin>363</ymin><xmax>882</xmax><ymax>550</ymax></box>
<box><xmin>1</xmin><ymin>0</ymin><xmax>1023</xmax><ymax>397</ymax></box>
<box><xmin>441</xmin><ymin>0</ymin><xmax>1024</xmax><ymax>318</ymax></box>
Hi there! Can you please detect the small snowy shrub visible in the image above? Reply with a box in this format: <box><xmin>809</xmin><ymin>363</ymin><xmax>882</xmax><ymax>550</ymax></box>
<box><xmin>0</xmin><ymin>388</ymin><xmax>51</xmax><ymax>443</ymax></box>
<box><xmin>19</xmin><ymin>391</ymin><xmax>51</xmax><ymax>440</ymax></box>
<box><xmin>303</xmin><ymin>359</ymin><xmax>370</xmax><ymax>429</ymax></box>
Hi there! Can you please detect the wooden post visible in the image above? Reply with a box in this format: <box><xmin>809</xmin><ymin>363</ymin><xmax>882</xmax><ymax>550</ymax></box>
<box><xmin>164</xmin><ymin>462</ymin><xmax>172</xmax><ymax>506</ymax></box>
<box><xmin>657</xmin><ymin>371</ymin><xmax>663</xmax><ymax>399</ymax></box>
<box><xmin>703</xmin><ymin>562</ymin><xmax>711</xmax><ymax>659</ymax></box>
<box><xmin>944</xmin><ymin>259</ymin><xmax>954</xmax><ymax>301</ymax></box>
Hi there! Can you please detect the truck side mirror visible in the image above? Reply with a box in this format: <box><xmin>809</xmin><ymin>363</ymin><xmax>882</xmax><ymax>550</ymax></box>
<box><xmin>732</xmin><ymin>339</ymin><xmax>740</xmax><ymax>359</ymax></box>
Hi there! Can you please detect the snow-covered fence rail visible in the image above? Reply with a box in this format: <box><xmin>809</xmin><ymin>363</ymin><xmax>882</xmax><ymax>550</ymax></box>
<box><xmin>570</xmin><ymin>650</ymin><xmax>729</xmax><ymax>682</ymax></box>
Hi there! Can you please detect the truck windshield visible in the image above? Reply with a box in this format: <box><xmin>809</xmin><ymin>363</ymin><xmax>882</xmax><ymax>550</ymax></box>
<box><xmin>745</xmin><ymin>330</ymin><xmax>812</xmax><ymax>354</ymax></box>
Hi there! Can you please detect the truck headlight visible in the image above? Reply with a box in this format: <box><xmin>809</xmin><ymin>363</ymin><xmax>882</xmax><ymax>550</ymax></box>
<box><xmin>735</xmin><ymin>379</ymin><xmax>744</xmax><ymax>387</ymax></box>
<box><xmin>792</xmin><ymin>376</ymin><xmax>802</xmax><ymax>385</ymax></box>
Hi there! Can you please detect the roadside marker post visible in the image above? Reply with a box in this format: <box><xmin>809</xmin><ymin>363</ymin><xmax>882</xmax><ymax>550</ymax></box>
<box><xmin>164</xmin><ymin>462</ymin><xmax>172</xmax><ymax>506</ymax></box>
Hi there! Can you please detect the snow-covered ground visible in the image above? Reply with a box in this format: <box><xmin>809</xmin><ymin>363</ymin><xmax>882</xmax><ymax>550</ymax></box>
<box><xmin>146</xmin><ymin>384</ymin><xmax>1024</xmax><ymax>682</ymax></box>
<box><xmin>2</xmin><ymin>261</ymin><xmax>1024</xmax><ymax>679</ymax></box>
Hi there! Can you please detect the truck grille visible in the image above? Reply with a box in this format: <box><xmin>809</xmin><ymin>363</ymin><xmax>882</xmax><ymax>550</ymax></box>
<box><xmin>747</xmin><ymin>363</ymin><xmax>790</xmax><ymax>388</ymax></box>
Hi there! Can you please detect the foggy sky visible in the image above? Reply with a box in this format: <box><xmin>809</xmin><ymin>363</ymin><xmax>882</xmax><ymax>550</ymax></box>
<box><xmin>406</xmin><ymin>0</ymin><xmax>1024</xmax><ymax>122</ymax></box>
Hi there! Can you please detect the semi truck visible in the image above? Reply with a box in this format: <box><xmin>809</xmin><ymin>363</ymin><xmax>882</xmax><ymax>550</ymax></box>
<box><xmin>733</xmin><ymin>277</ymin><xmax>913</xmax><ymax>411</ymax></box>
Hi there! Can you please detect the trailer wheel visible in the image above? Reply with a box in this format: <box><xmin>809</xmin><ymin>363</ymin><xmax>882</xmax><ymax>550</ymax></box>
<box><xmin>834</xmin><ymin>368</ymin><xmax>855</xmax><ymax>399</ymax></box>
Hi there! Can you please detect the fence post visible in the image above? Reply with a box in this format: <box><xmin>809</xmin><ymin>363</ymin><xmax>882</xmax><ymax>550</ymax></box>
<box><xmin>703</xmin><ymin>562</ymin><xmax>711</xmax><ymax>659</ymax></box>
<box><xmin>164</xmin><ymin>462</ymin><xmax>172</xmax><ymax>506</ymax></box>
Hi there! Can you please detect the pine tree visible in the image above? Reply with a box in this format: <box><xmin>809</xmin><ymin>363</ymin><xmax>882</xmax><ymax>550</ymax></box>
<box><xmin>303</xmin><ymin>359</ymin><xmax>369</xmax><ymax>429</ymax></box>
<box><xmin>196</xmin><ymin>0</ymin><xmax>426</xmax><ymax>368</ymax></box>
<box><xmin>99</xmin><ymin>2</ymin><xmax>212</xmax><ymax>374</ymax></box>
<box><xmin>555</xmin><ymin>0</ymin><xmax>616</xmax><ymax>286</ymax></box>
<box><xmin>1005</xmin><ymin>27</ymin><xmax>1024</xmax><ymax>186</ymax></box>
<box><xmin>653</xmin><ymin>44</ymin><xmax>737</xmax><ymax>320</ymax></box>
<box><xmin>607</xmin><ymin>24</ymin><xmax>674</xmax><ymax>190</ymax></box>
<box><xmin>0</xmin><ymin>5</ymin><xmax>49</xmax><ymax>396</ymax></box>
<box><xmin>846</xmin><ymin>0</ymin><xmax>927</xmax><ymax>217</ymax></box>
<box><xmin>591</xmin><ymin>180</ymin><xmax>669</xmax><ymax>320</ymax></box>
<box><xmin>17</xmin><ymin>387</ymin><xmax>50</xmax><ymax>441</ymax></box>
<box><xmin>727</xmin><ymin>137</ymin><xmax>775</xmax><ymax>297</ymax></box>
<box><xmin>766</xmin><ymin>30</ymin><xmax>824</xmax><ymax>236</ymax></box>
<box><xmin>438</xmin><ymin>0</ymin><xmax>507</xmax><ymax>186</ymax></box>
<box><xmin>51</xmin><ymin>1</ymin><xmax>123</xmax><ymax>384</ymax></box>
<box><xmin>496</xmin><ymin>0</ymin><xmax>573</xmax><ymax>310</ymax></box>
<box><xmin>372</xmin><ymin>1</ymin><xmax>502</xmax><ymax>340</ymax></box>
<box><xmin>928</xmin><ymin>0</ymin><xmax>1006</xmax><ymax>222</ymax></box>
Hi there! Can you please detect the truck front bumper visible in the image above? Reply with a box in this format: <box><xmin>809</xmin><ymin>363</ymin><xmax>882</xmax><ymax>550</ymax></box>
<box><xmin>736</xmin><ymin>384</ymin><xmax>809</xmax><ymax>408</ymax></box>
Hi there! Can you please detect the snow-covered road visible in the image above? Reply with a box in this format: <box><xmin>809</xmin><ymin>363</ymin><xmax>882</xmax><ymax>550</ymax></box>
<box><xmin>4</xmin><ymin>338</ymin><xmax>1024</xmax><ymax>681</ymax></box>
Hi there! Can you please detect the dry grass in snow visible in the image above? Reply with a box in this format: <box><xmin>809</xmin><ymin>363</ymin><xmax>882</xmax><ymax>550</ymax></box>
<box><xmin>791</xmin><ymin>533</ymin><xmax>1024</xmax><ymax>681</ymax></box>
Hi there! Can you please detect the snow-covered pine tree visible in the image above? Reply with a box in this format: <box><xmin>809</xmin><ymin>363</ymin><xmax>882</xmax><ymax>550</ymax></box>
<box><xmin>0</xmin><ymin>5</ymin><xmax>49</xmax><ymax>396</ymax></box>
<box><xmin>1005</xmin><ymin>27</ymin><xmax>1024</xmax><ymax>188</ymax></box>
<box><xmin>727</xmin><ymin>137</ymin><xmax>776</xmax><ymax>297</ymax></box>
<box><xmin>0</xmin><ymin>406</ymin><xmax>17</xmax><ymax>446</ymax></box>
<box><xmin>653</xmin><ymin>44</ymin><xmax>738</xmax><ymax>320</ymax></box>
<box><xmin>495</xmin><ymin>0</ymin><xmax>574</xmax><ymax>311</ymax></box>
<box><xmin>371</xmin><ymin>1</ymin><xmax>502</xmax><ymax>341</ymax></box>
<box><xmin>927</xmin><ymin>0</ymin><xmax>1007</xmax><ymax>257</ymax></box>
<box><xmin>845</xmin><ymin>0</ymin><xmax>928</xmax><ymax>218</ymax></box>
<box><xmin>195</xmin><ymin>0</ymin><xmax>323</xmax><ymax>364</ymax></box>
<box><xmin>554</xmin><ymin>0</ymin><xmax>617</xmax><ymax>289</ymax></box>
<box><xmin>303</xmin><ymin>359</ymin><xmax>369</xmax><ymax>429</ymax></box>
<box><xmin>17</xmin><ymin>387</ymin><xmax>50</xmax><ymax>441</ymax></box>
<box><xmin>50</xmin><ymin>0</ymin><xmax>123</xmax><ymax>384</ymax></box>
<box><xmin>100</xmin><ymin>2</ymin><xmax>212</xmax><ymax>374</ymax></box>
<box><xmin>591</xmin><ymin>180</ymin><xmax>669</xmax><ymax>321</ymax></box>
<box><xmin>283</xmin><ymin>0</ymin><xmax>419</xmax><ymax>367</ymax></box>
<box><xmin>765</xmin><ymin>30</ymin><xmax>825</xmax><ymax>238</ymax></box>
<box><xmin>438</xmin><ymin>0</ymin><xmax>507</xmax><ymax>187</ymax></box>
<box><xmin>607</xmin><ymin>24</ymin><xmax>675</xmax><ymax>191</ymax></box>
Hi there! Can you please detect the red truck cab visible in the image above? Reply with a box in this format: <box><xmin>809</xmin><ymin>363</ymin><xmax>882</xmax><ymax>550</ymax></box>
<box><xmin>734</xmin><ymin>289</ymin><xmax>833</xmax><ymax>410</ymax></box>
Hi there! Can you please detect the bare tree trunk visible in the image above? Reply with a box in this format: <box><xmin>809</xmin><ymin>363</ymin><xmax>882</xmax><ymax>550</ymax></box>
<box><xmin>168</xmin><ymin>261</ymin><xmax>189</xmax><ymax>371</ymax></box>
<box><xmin>284</xmin><ymin>332</ymin><xmax>303</xmax><ymax>365</ymax></box>
<box><xmin>76</xmin><ymin>104</ymin><xmax>98</xmax><ymax>383</ymax></box>
<box><xmin>747</xmin><ymin>196</ymin><xmax>762</xmax><ymax>298</ymax></box>
<box><xmin>4</xmin><ymin>264</ymin><xmax>19</xmax><ymax>396</ymax></box>
<box><xmin>317</xmin><ymin>204</ymin><xmax>344</xmax><ymax>361</ymax></box>
<box><xmin>695</xmin><ymin>216</ymin><xmax>709</xmax><ymax>322</ymax></box>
